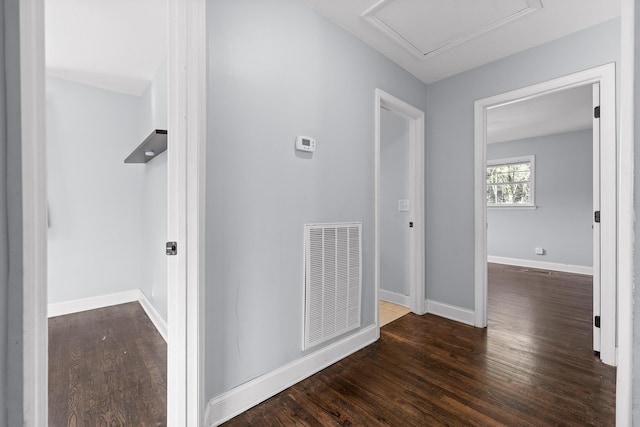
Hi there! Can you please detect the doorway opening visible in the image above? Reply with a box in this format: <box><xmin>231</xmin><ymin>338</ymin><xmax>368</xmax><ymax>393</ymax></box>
<box><xmin>20</xmin><ymin>0</ymin><xmax>206</xmax><ymax>425</ymax></box>
<box><xmin>474</xmin><ymin>63</ymin><xmax>617</xmax><ymax>366</ymax></box>
<box><xmin>45</xmin><ymin>1</ymin><xmax>170</xmax><ymax>423</ymax></box>
<box><xmin>379</xmin><ymin>107</ymin><xmax>412</xmax><ymax>325</ymax></box>
<box><xmin>485</xmin><ymin>83</ymin><xmax>597</xmax><ymax>349</ymax></box>
<box><xmin>374</xmin><ymin>89</ymin><xmax>425</xmax><ymax>329</ymax></box>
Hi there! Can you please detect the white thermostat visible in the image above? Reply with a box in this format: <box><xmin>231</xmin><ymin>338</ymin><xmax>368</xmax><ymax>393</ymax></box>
<box><xmin>295</xmin><ymin>136</ymin><xmax>316</xmax><ymax>152</ymax></box>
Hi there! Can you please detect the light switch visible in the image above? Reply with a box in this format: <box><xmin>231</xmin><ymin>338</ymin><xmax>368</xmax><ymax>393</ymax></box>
<box><xmin>398</xmin><ymin>199</ymin><xmax>410</xmax><ymax>212</ymax></box>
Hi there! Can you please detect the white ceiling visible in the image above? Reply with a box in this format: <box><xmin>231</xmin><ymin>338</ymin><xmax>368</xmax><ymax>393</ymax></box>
<box><xmin>487</xmin><ymin>85</ymin><xmax>593</xmax><ymax>144</ymax></box>
<box><xmin>307</xmin><ymin>0</ymin><xmax>613</xmax><ymax>141</ymax></box>
<box><xmin>306</xmin><ymin>0</ymin><xmax>620</xmax><ymax>84</ymax></box>
<box><xmin>45</xmin><ymin>0</ymin><xmax>613</xmax><ymax>141</ymax></box>
<box><xmin>45</xmin><ymin>0</ymin><xmax>167</xmax><ymax>96</ymax></box>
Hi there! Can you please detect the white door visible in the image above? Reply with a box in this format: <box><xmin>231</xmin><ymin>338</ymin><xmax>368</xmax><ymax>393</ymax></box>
<box><xmin>592</xmin><ymin>82</ymin><xmax>601</xmax><ymax>353</ymax></box>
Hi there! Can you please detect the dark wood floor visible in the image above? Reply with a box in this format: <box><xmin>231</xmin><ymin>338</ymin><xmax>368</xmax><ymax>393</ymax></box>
<box><xmin>224</xmin><ymin>263</ymin><xmax>616</xmax><ymax>426</ymax></box>
<box><xmin>48</xmin><ymin>302</ymin><xmax>167</xmax><ymax>427</ymax></box>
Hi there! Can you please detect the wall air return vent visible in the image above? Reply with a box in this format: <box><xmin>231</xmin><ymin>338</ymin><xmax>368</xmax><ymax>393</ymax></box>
<box><xmin>303</xmin><ymin>222</ymin><xmax>362</xmax><ymax>350</ymax></box>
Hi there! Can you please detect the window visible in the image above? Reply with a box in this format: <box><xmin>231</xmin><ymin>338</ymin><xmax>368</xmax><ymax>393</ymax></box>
<box><xmin>487</xmin><ymin>155</ymin><xmax>535</xmax><ymax>207</ymax></box>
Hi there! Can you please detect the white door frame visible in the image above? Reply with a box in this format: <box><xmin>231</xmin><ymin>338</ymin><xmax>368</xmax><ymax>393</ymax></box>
<box><xmin>616</xmin><ymin>0</ymin><xmax>635</xmax><ymax>424</ymax></box>
<box><xmin>167</xmin><ymin>0</ymin><xmax>207</xmax><ymax>424</ymax></box>
<box><xmin>19</xmin><ymin>0</ymin><xmax>207</xmax><ymax>425</ymax></box>
<box><xmin>20</xmin><ymin>1</ymin><xmax>48</xmax><ymax>425</ymax></box>
<box><xmin>473</xmin><ymin>63</ymin><xmax>617</xmax><ymax>366</ymax></box>
<box><xmin>375</xmin><ymin>89</ymin><xmax>425</xmax><ymax>322</ymax></box>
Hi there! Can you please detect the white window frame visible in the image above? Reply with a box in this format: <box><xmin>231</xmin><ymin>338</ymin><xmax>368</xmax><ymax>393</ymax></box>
<box><xmin>486</xmin><ymin>155</ymin><xmax>535</xmax><ymax>207</ymax></box>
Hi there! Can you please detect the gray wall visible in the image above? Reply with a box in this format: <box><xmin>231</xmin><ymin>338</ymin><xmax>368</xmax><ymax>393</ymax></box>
<box><xmin>139</xmin><ymin>62</ymin><xmax>168</xmax><ymax>319</ymax></box>
<box><xmin>426</xmin><ymin>18</ymin><xmax>620</xmax><ymax>309</ymax></box>
<box><xmin>380</xmin><ymin>108</ymin><xmax>410</xmax><ymax>297</ymax></box>
<box><xmin>46</xmin><ymin>77</ymin><xmax>145</xmax><ymax>304</ymax></box>
<box><xmin>205</xmin><ymin>0</ymin><xmax>427</xmax><ymax>399</ymax></box>
<box><xmin>487</xmin><ymin>130</ymin><xmax>593</xmax><ymax>267</ymax></box>
<box><xmin>1</xmin><ymin>0</ymin><xmax>22</xmax><ymax>424</ymax></box>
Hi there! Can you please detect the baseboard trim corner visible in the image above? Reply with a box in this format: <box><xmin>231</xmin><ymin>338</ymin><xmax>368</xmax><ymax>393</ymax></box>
<box><xmin>488</xmin><ymin>256</ymin><xmax>593</xmax><ymax>275</ymax></box>
<box><xmin>425</xmin><ymin>299</ymin><xmax>475</xmax><ymax>326</ymax></box>
<box><xmin>137</xmin><ymin>292</ymin><xmax>168</xmax><ymax>342</ymax></box>
<box><xmin>379</xmin><ymin>289</ymin><xmax>410</xmax><ymax>307</ymax></box>
<box><xmin>48</xmin><ymin>289</ymin><xmax>167</xmax><ymax>342</ymax></box>
<box><xmin>48</xmin><ymin>289</ymin><xmax>141</xmax><ymax>318</ymax></box>
<box><xmin>204</xmin><ymin>325</ymin><xmax>378</xmax><ymax>426</ymax></box>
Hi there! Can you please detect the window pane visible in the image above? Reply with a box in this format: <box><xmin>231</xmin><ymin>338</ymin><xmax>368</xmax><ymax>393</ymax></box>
<box><xmin>487</xmin><ymin>167</ymin><xmax>499</xmax><ymax>184</ymax></box>
<box><xmin>520</xmin><ymin>183</ymin><xmax>530</xmax><ymax>203</ymax></box>
<box><xmin>498</xmin><ymin>164</ymin><xmax>528</xmax><ymax>182</ymax></box>
<box><xmin>487</xmin><ymin>185</ymin><xmax>496</xmax><ymax>204</ymax></box>
<box><xmin>494</xmin><ymin>166</ymin><xmax>513</xmax><ymax>183</ymax></box>
<box><xmin>512</xmin><ymin>169</ymin><xmax>530</xmax><ymax>182</ymax></box>
<box><xmin>488</xmin><ymin>183</ymin><xmax>531</xmax><ymax>205</ymax></box>
<box><xmin>513</xmin><ymin>183</ymin><xmax>525</xmax><ymax>203</ymax></box>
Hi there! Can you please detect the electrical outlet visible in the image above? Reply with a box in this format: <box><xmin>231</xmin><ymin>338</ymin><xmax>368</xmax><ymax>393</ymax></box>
<box><xmin>535</xmin><ymin>247</ymin><xmax>545</xmax><ymax>255</ymax></box>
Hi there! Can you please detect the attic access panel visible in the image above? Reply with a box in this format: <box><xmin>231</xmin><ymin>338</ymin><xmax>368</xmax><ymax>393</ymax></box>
<box><xmin>362</xmin><ymin>0</ymin><xmax>543</xmax><ymax>60</ymax></box>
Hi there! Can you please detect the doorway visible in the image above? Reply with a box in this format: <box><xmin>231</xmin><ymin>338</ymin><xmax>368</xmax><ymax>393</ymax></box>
<box><xmin>45</xmin><ymin>0</ymin><xmax>170</xmax><ymax>422</ymax></box>
<box><xmin>484</xmin><ymin>83</ymin><xmax>598</xmax><ymax>357</ymax></box>
<box><xmin>19</xmin><ymin>0</ymin><xmax>206</xmax><ymax>425</ymax></box>
<box><xmin>473</xmin><ymin>63</ymin><xmax>617</xmax><ymax>366</ymax></box>
<box><xmin>374</xmin><ymin>89</ymin><xmax>425</xmax><ymax>328</ymax></box>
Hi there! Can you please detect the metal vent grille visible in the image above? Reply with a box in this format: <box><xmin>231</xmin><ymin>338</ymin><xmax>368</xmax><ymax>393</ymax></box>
<box><xmin>304</xmin><ymin>222</ymin><xmax>362</xmax><ymax>350</ymax></box>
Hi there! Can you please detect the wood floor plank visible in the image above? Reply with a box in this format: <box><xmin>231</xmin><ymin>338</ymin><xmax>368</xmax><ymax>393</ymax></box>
<box><xmin>48</xmin><ymin>302</ymin><xmax>167</xmax><ymax>427</ymax></box>
<box><xmin>223</xmin><ymin>263</ymin><xmax>616</xmax><ymax>426</ymax></box>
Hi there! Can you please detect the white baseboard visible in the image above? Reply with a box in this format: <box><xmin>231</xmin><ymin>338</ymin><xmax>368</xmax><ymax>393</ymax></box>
<box><xmin>137</xmin><ymin>292</ymin><xmax>167</xmax><ymax>342</ymax></box>
<box><xmin>379</xmin><ymin>289</ymin><xmax>410</xmax><ymax>307</ymax></box>
<box><xmin>488</xmin><ymin>256</ymin><xmax>593</xmax><ymax>275</ymax></box>
<box><xmin>204</xmin><ymin>325</ymin><xmax>379</xmax><ymax>427</ymax></box>
<box><xmin>48</xmin><ymin>289</ymin><xmax>140</xmax><ymax>317</ymax></box>
<box><xmin>48</xmin><ymin>289</ymin><xmax>167</xmax><ymax>342</ymax></box>
<box><xmin>426</xmin><ymin>299</ymin><xmax>475</xmax><ymax>326</ymax></box>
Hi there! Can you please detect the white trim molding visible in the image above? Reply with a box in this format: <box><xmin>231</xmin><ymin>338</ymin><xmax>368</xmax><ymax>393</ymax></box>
<box><xmin>47</xmin><ymin>290</ymin><xmax>140</xmax><ymax>318</ymax></box>
<box><xmin>425</xmin><ymin>300</ymin><xmax>475</xmax><ymax>326</ymax></box>
<box><xmin>204</xmin><ymin>325</ymin><xmax>378</xmax><ymax>427</ymax></box>
<box><xmin>167</xmin><ymin>0</ymin><xmax>207</xmax><ymax>424</ymax></box>
<box><xmin>185</xmin><ymin>0</ymin><xmax>207</xmax><ymax>421</ymax></box>
<box><xmin>20</xmin><ymin>0</ymin><xmax>47</xmax><ymax>425</ymax></box>
<box><xmin>379</xmin><ymin>289</ymin><xmax>411</xmax><ymax>307</ymax></box>
<box><xmin>474</xmin><ymin>63</ymin><xmax>617</xmax><ymax>367</ymax></box>
<box><xmin>47</xmin><ymin>289</ymin><xmax>168</xmax><ymax>342</ymax></box>
<box><xmin>487</xmin><ymin>256</ymin><xmax>593</xmax><ymax>276</ymax></box>
<box><xmin>616</xmin><ymin>0</ymin><xmax>634</xmax><ymax>424</ymax></box>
